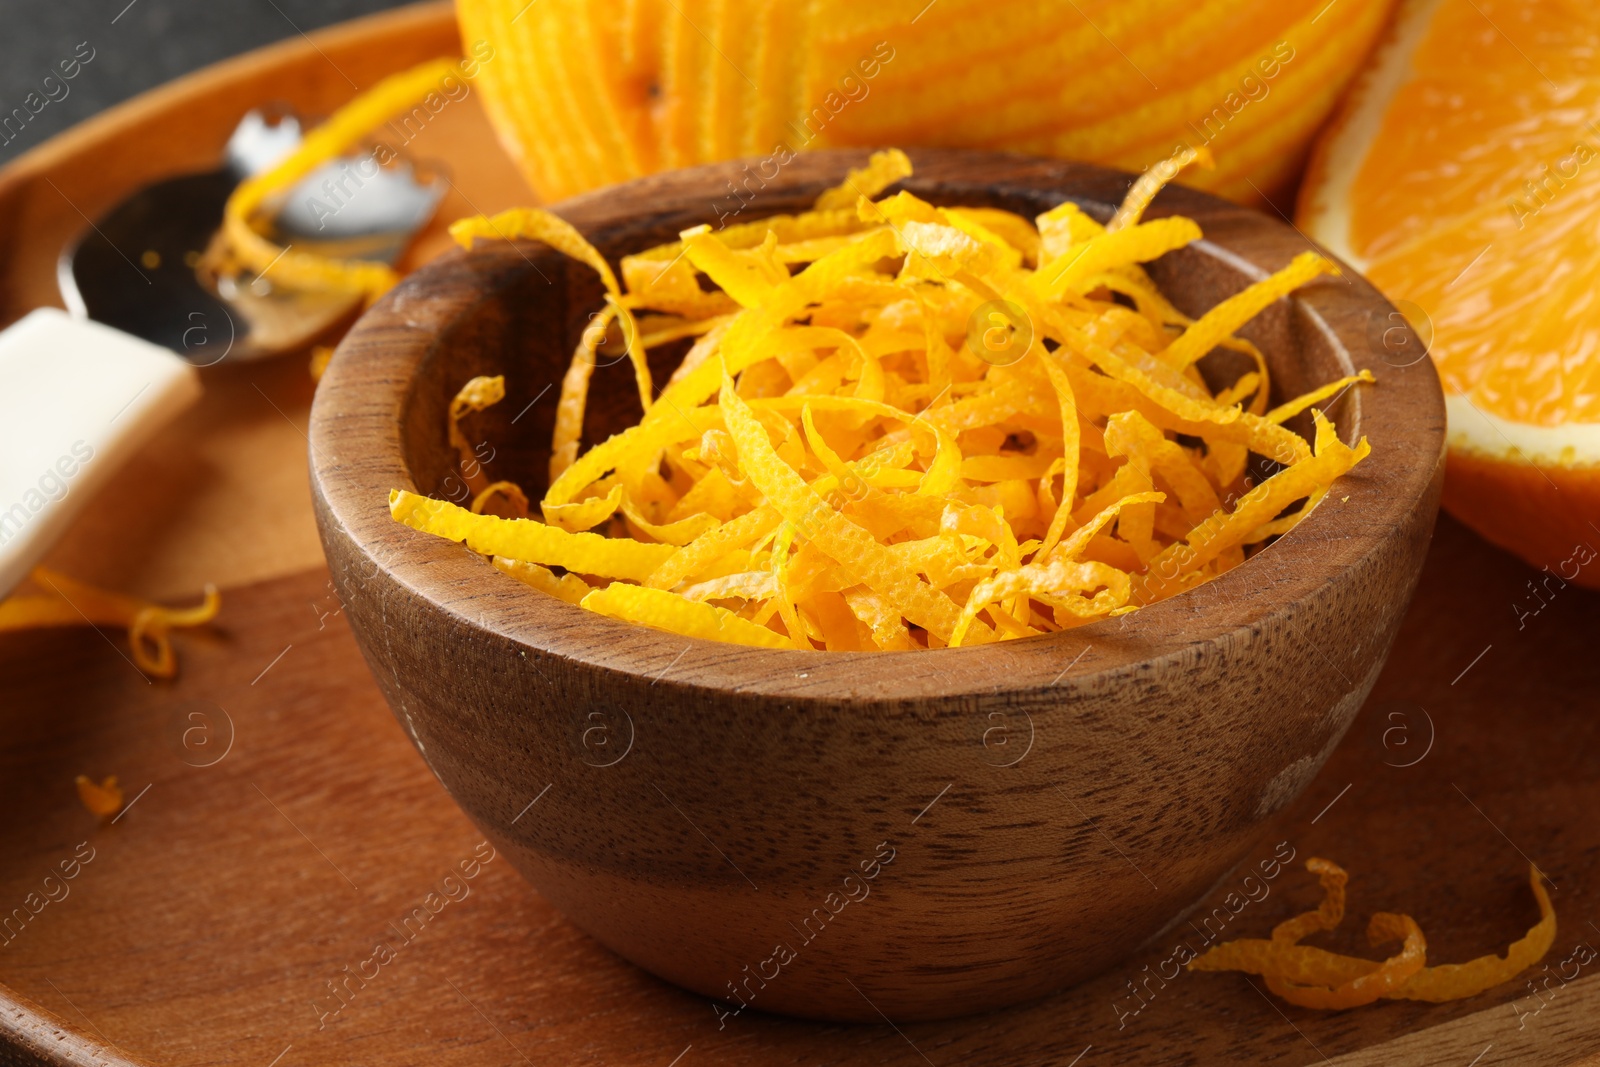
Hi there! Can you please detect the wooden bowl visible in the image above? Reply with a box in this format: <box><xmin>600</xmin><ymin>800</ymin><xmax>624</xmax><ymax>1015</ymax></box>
<box><xmin>309</xmin><ymin>149</ymin><xmax>1445</xmax><ymax>1023</ymax></box>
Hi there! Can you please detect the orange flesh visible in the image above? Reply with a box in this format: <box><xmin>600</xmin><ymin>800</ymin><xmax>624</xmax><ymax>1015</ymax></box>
<box><xmin>1340</xmin><ymin>0</ymin><xmax>1600</xmax><ymax>427</ymax></box>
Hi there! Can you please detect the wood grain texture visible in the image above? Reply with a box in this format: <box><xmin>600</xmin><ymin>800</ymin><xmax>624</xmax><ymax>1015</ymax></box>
<box><xmin>310</xmin><ymin>148</ymin><xmax>1446</xmax><ymax>1020</ymax></box>
<box><xmin>4</xmin><ymin>518</ymin><xmax>1599</xmax><ymax>1067</ymax></box>
<box><xmin>2</xmin><ymin>5</ymin><xmax>1594</xmax><ymax>1064</ymax></box>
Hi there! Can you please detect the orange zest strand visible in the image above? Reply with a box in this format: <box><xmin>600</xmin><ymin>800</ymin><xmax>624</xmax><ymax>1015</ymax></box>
<box><xmin>449</xmin><ymin>374</ymin><xmax>505</xmax><ymax>498</ymax></box>
<box><xmin>219</xmin><ymin>56</ymin><xmax>463</xmax><ymax>299</ymax></box>
<box><xmin>472</xmin><ymin>480</ymin><xmax>530</xmax><ymax>519</ymax></box>
<box><xmin>1189</xmin><ymin>858</ymin><xmax>1557</xmax><ymax>1008</ymax></box>
<box><xmin>390</xmin><ymin>489</ymin><xmax>675</xmax><ymax>581</ymax></box>
<box><xmin>390</xmin><ymin>150</ymin><xmax>1370</xmax><ymax>650</ymax></box>
<box><xmin>814</xmin><ymin>148</ymin><xmax>913</xmax><ymax>211</ymax></box>
<box><xmin>1106</xmin><ymin>144</ymin><xmax>1215</xmax><ymax>232</ymax></box>
<box><xmin>75</xmin><ymin>775</ymin><xmax>124</xmax><ymax>819</ymax></box>
<box><xmin>0</xmin><ymin>567</ymin><xmax>221</xmax><ymax>678</ymax></box>
<box><xmin>1163</xmin><ymin>251</ymin><xmax>1340</xmax><ymax>370</ymax></box>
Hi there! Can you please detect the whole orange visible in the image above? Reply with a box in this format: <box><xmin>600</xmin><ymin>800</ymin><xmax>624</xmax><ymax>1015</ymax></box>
<box><xmin>456</xmin><ymin>0</ymin><xmax>1395</xmax><ymax>205</ymax></box>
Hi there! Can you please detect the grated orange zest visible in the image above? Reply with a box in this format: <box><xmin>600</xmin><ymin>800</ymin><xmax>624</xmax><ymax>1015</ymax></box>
<box><xmin>390</xmin><ymin>151</ymin><xmax>1371</xmax><ymax>650</ymax></box>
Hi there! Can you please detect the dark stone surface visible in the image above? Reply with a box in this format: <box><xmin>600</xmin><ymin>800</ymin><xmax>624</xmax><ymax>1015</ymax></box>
<box><xmin>0</xmin><ymin>0</ymin><xmax>414</xmax><ymax>166</ymax></box>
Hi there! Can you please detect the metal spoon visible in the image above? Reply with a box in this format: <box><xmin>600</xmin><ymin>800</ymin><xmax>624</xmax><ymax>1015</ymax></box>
<box><xmin>0</xmin><ymin>108</ymin><xmax>443</xmax><ymax>596</ymax></box>
<box><xmin>58</xmin><ymin>107</ymin><xmax>443</xmax><ymax>365</ymax></box>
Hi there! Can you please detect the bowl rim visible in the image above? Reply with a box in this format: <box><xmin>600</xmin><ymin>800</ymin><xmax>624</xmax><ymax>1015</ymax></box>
<box><xmin>310</xmin><ymin>147</ymin><xmax>1446</xmax><ymax>703</ymax></box>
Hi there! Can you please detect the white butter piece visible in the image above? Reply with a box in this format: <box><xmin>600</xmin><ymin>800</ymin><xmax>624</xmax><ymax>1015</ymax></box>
<box><xmin>0</xmin><ymin>309</ymin><xmax>201</xmax><ymax>596</ymax></box>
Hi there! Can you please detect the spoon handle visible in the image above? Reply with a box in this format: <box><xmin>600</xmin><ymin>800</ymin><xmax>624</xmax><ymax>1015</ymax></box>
<box><xmin>0</xmin><ymin>309</ymin><xmax>201</xmax><ymax>597</ymax></box>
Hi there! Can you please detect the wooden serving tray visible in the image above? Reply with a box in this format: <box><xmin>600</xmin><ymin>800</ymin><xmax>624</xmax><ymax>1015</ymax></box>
<box><xmin>1</xmin><ymin>5</ymin><xmax>1597</xmax><ymax>1065</ymax></box>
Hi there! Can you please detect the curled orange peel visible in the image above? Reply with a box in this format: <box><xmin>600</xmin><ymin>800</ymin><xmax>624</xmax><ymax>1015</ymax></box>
<box><xmin>1190</xmin><ymin>858</ymin><xmax>1557</xmax><ymax>1008</ymax></box>
<box><xmin>219</xmin><ymin>56</ymin><xmax>463</xmax><ymax>300</ymax></box>
<box><xmin>0</xmin><ymin>567</ymin><xmax>220</xmax><ymax>678</ymax></box>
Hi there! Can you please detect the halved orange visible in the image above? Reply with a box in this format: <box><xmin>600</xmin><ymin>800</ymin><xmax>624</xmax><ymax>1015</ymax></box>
<box><xmin>1300</xmin><ymin>0</ymin><xmax>1600</xmax><ymax>588</ymax></box>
